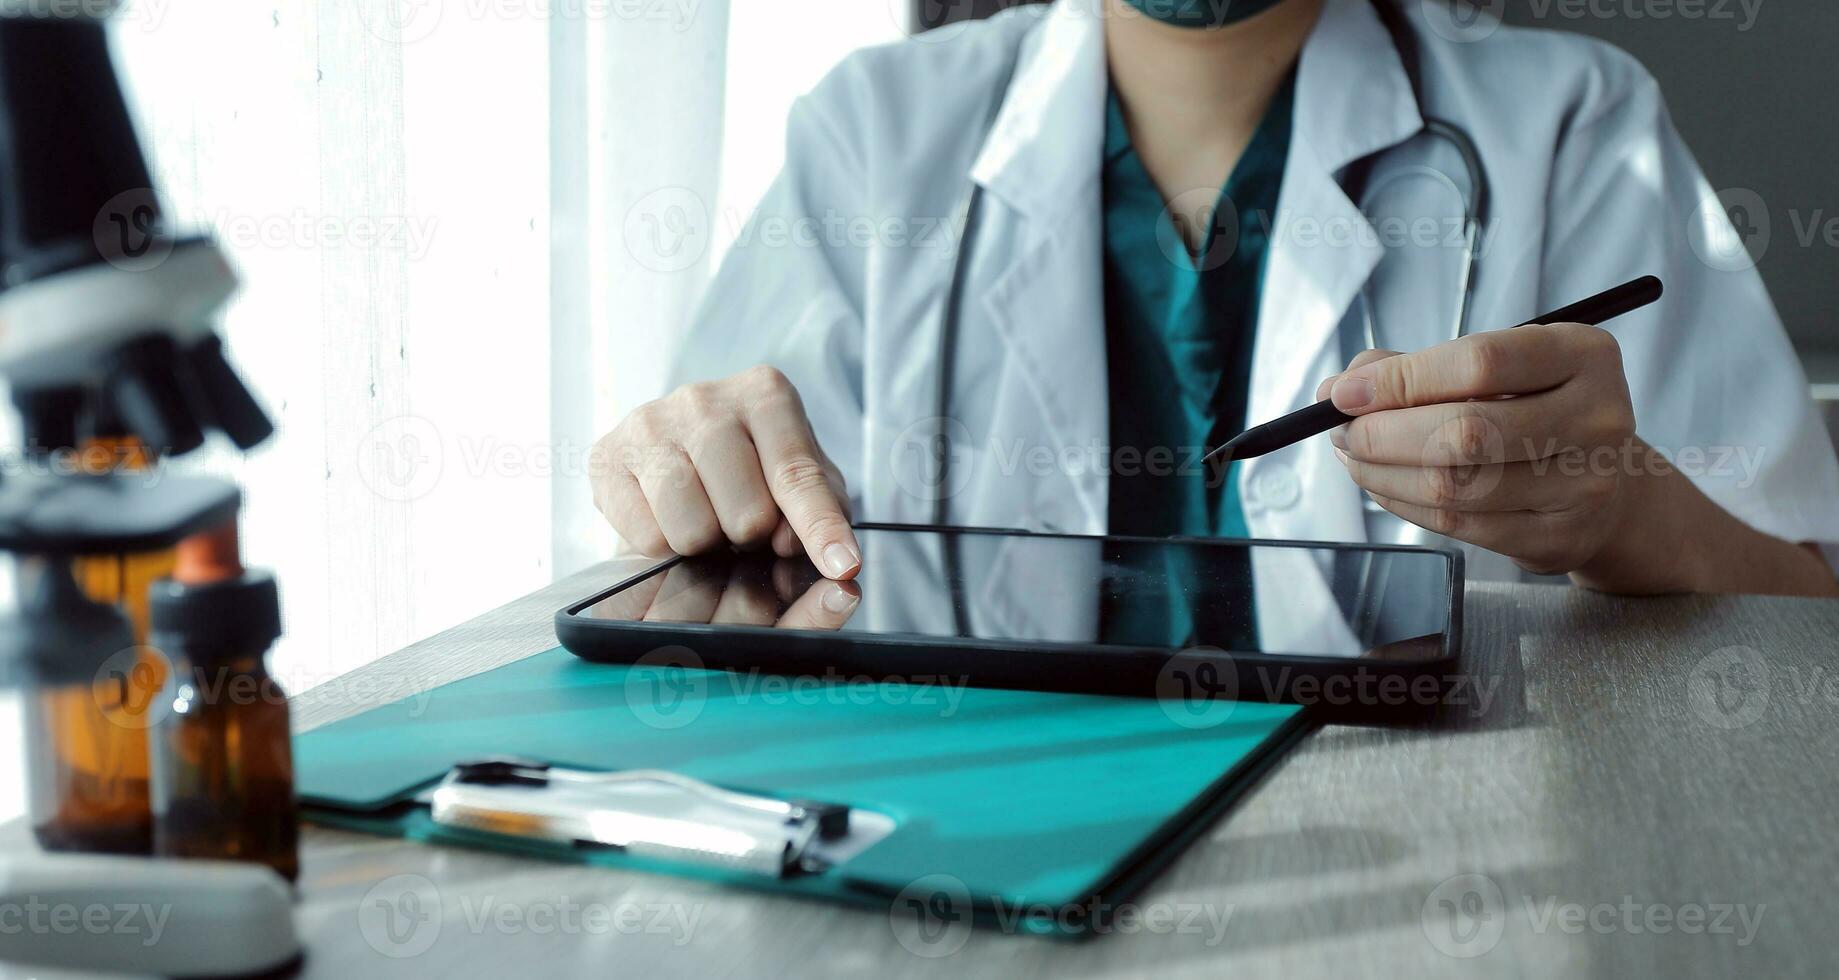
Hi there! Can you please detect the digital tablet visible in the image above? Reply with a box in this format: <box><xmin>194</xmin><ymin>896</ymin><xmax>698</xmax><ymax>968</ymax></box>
<box><xmin>556</xmin><ymin>523</ymin><xmax>1463</xmax><ymax>709</ymax></box>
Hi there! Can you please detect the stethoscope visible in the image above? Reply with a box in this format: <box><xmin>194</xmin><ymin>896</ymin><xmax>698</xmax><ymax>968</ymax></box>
<box><xmin>931</xmin><ymin>0</ymin><xmax>1492</xmax><ymax>528</ymax></box>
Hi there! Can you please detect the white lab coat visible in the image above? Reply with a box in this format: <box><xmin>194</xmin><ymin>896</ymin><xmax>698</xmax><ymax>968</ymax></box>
<box><xmin>673</xmin><ymin>0</ymin><xmax>1839</xmax><ymax>583</ymax></box>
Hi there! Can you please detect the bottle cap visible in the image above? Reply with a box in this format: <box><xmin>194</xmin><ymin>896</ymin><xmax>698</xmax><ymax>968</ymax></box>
<box><xmin>149</xmin><ymin>571</ymin><xmax>282</xmax><ymax>658</ymax></box>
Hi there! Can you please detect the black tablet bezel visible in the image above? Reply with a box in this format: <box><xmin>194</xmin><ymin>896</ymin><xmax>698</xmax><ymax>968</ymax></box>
<box><xmin>554</xmin><ymin>523</ymin><xmax>1464</xmax><ymax>709</ymax></box>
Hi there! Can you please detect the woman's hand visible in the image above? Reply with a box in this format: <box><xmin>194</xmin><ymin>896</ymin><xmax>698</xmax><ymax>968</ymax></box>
<box><xmin>1317</xmin><ymin>323</ymin><xmax>1643</xmax><ymax>582</ymax></box>
<box><xmin>589</xmin><ymin>365</ymin><xmax>861</xmax><ymax>579</ymax></box>
<box><xmin>590</xmin><ymin>555</ymin><xmax>860</xmax><ymax>631</ymax></box>
<box><xmin>1317</xmin><ymin>323</ymin><xmax>1838</xmax><ymax>597</ymax></box>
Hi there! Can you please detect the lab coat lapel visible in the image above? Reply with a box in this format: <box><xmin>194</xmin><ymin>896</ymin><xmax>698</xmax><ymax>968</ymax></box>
<box><xmin>1240</xmin><ymin>0</ymin><xmax>1423</xmax><ymax>544</ymax></box>
<box><xmin>953</xmin><ymin>0</ymin><xmax>1427</xmax><ymax>543</ymax></box>
<box><xmin>1247</xmin><ymin>0</ymin><xmax>1423</xmax><ymax>431</ymax></box>
<box><xmin>965</xmin><ymin>0</ymin><xmax>1111</xmax><ymax>533</ymax></box>
<box><xmin>1247</xmin><ymin>145</ymin><xmax>1382</xmax><ymax>437</ymax></box>
<box><xmin>976</xmin><ymin>224</ymin><xmax>1108</xmax><ymax>532</ymax></box>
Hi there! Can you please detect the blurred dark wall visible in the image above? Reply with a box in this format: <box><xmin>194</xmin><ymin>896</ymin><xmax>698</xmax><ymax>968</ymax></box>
<box><xmin>914</xmin><ymin>0</ymin><xmax>1839</xmax><ymax>370</ymax></box>
<box><xmin>1498</xmin><ymin>3</ymin><xmax>1839</xmax><ymax>371</ymax></box>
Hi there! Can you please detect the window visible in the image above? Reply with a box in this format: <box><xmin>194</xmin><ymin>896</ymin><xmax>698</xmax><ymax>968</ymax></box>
<box><xmin>3</xmin><ymin>0</ymin><xmax>905</xmax><ymax>697</ymax></box>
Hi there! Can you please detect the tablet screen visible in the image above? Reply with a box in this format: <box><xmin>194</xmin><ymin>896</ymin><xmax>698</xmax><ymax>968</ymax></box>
<box><xmin>573</xmin><ymin>526</ymin><xmax>1455</xmax><ymax>661</ymax></box>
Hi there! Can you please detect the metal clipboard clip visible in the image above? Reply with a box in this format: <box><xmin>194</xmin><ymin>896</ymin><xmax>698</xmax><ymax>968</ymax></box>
<box><xmin>426</xmin><ymin>758</ymin><xmax>891</xmax><ymax>878</ymax></box>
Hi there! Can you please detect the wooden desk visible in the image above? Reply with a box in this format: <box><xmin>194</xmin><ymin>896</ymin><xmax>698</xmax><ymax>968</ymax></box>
<box><xmin>279</xmin><ymin>563</ymin><xmax>1839</xmax><ymax>977</ymax></box>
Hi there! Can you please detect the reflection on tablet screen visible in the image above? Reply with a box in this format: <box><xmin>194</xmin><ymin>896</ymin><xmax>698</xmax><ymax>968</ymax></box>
<box><xmin>578</xmin><ymin>528</ymin><xmax>1451</xmax><ymax>661</ymax></box>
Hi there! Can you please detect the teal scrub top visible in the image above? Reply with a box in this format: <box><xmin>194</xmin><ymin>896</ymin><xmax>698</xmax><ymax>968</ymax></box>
<box><xmin>1101</xmin><ymin>72</ymin><xmax>1295</xmax><ymax>539</ymax></box>
<box><xmin>1099</xmin><ymin>74</ymin><xmax>1294</xmax><ymax>649</ymax></box>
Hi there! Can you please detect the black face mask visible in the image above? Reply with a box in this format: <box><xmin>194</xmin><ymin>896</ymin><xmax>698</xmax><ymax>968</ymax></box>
<box><xmin>1120</xmin><ymin>0</ymin><xmax>1288</xmax><ymax>29</ymax></box>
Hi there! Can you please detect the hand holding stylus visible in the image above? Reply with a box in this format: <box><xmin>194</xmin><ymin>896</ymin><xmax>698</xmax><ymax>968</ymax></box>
<box><xmin>1317</xmin><ymin>321</ymin><xmax>1670</xmax><ymax>586</ymax></box>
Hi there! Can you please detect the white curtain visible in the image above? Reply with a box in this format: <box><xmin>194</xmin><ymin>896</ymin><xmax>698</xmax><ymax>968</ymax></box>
<box><xmin>97</xmin><ymin>0</ymin><xmax>744</xmax><ymax>690</ymax></box>
<box><xmin>549</xmin><ymin>0</ymin><xmax>735</xmax><ymax>577</ymax></box>
<box><xmin>106</xmin><ymin>0</ymin><xmax>556</xmax><ymax>691</ymax></box>
<box><xmin>0</xmin><ymin>0</ymin><xmax>917</xmax><ymax>822</ymax></box>
<box><xmin>32</xmin><ymin>0</ymin><xmax>903</xmax><ymax>700</ymax></box>
<box><xmin>553</xmin><ymin>0</ymin><xmax>908</xmax><ymax>572</ymax></box>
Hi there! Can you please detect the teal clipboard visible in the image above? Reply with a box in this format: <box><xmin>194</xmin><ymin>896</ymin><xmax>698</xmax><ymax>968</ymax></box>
<box><xmin>297</xmin><ymin>648</ymin><xmax>1310</xmax><ymax>937</ymax></box>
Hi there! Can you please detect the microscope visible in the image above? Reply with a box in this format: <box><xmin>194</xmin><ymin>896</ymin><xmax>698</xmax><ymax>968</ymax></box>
<box><xmin>0</xmin><ymin>5</ymin><xmax>304</xmax><ymax>975</ymax></box>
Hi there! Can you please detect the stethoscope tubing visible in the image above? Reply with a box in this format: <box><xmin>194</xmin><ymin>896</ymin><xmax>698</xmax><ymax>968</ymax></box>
<box><xmin>933</xmin><ymin>0</ymin><xmax>1490</xmax><ymax>526</ymax></box>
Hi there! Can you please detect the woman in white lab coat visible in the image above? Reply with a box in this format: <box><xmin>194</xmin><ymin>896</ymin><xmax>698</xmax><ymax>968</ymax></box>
<box><xmin>588</xmin><ymin>0</ymin><xmax>1839</xmax><ymax>597</ymax></box>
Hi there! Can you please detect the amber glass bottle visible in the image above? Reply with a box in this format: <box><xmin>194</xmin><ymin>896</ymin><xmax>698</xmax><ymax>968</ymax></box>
<box><xmin>148</xmin><ymin>525</ymin><xmax>299</xmax><ymax>882</ymax></box>
<box><xmin>11</xmin><ymin>557</ymin><xmax>156</xmax><ymax>854</ymax></box>
<box><xmin>52</xmin><ymin>427</ymin><xmax>179</xmax><ymax>851</ymax></box>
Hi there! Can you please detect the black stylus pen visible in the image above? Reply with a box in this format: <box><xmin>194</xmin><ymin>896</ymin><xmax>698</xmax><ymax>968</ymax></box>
<box><xmin>1200</xmin><ymin>275</ymin><xmax>1665</xmax><ymax>468</ymax></box>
